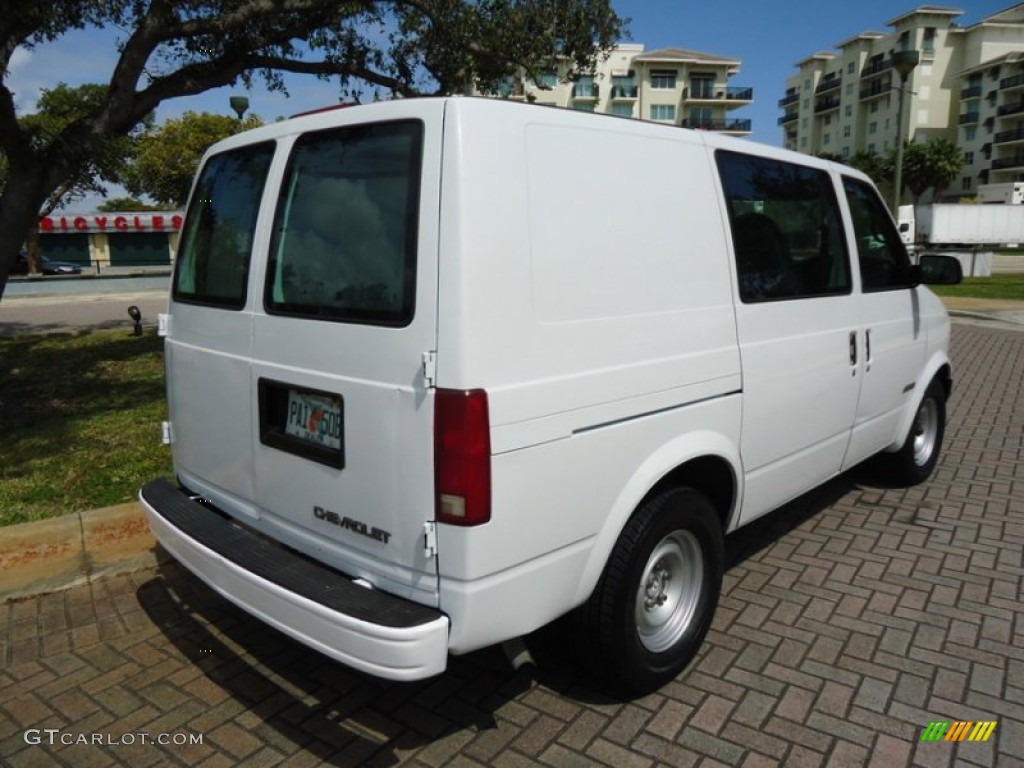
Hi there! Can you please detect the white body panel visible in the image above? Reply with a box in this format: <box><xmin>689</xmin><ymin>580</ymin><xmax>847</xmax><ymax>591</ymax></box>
<box><xmin>145</xmin><ymin>97</ymin><xmax>953</xmax><ymax>680</ymax></box>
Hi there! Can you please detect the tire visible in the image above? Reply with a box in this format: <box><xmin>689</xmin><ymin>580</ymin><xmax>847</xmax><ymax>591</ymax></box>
<box><xmin>877</xmin><ymin>378</ymin><xmax>946</xmax><ymax>486</ymax></box>
<box><xmin>579</xmin><ymin>487</ymin><xmax>724</xmax><ymax>695</ymax></box>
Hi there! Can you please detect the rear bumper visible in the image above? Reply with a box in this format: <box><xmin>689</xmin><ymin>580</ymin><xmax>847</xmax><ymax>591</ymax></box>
<box><xmin>139</xmin><ymin>478</ymin><xmax>449</xmax><ymax>681</ymax></box>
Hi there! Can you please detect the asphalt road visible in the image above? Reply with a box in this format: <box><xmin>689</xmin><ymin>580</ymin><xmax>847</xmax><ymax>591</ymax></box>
<box><xmin>0</xmin><ymin>290</ymin><xmax>168</xmax><ymax>336</ymax></box>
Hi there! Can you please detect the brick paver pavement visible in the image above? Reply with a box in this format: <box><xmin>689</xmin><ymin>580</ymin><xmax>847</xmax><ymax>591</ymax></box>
<box><xmin>2</xmin><ymin>323</ymin><xmax>1022</xmax><ymax>768</ymax></box>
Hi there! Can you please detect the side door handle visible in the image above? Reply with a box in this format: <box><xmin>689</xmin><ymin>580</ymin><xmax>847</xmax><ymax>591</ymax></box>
<box><xmin>849</xmin><ymin>331</ymin><xmax>857</xmax><ymax>367</ymax></box>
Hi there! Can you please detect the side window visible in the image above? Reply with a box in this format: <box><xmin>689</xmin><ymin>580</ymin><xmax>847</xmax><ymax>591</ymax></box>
<box><xmin>716</xmin><ymin>150</ymin><xmax>851</xmax><ymax>303</ymax></box>
<box><xmin>265</xmin><ymin>120</ymin><xmax>423</xmax><ymax>327</ymax></box>
<box><xmin>174</xmin><ymin>142</ymin><xmax>275</xmax><ymax>308</ymax></box>
<box><xmin>842</xmin><ymin>177</ymin><xmax>913</xmax><ymax>291</ymax></box>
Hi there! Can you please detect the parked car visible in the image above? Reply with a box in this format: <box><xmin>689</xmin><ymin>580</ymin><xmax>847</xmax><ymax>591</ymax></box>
<box><xmin>140</xmin><ymin>97</ymin><xmax>962</xmax><ymax>694</ymax></box>
<box><xmin>11</xmin><ymin>251</ymin><xmax>83</xmax><ymax>275</ymax></box>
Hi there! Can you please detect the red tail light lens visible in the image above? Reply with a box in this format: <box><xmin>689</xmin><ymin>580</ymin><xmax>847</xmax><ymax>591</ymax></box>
<box><xmin>434</xmin><ymin>389</ymin><xmax>491</xmax><ymax>526</ymax></box>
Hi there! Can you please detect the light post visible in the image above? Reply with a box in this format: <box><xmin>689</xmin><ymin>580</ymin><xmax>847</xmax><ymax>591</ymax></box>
<box><xmin>891</xmin><ymin>50</ymin><xmax>920</xmax><ymax>213</ymax></box>
<box><xmin>229</xmin><ymin>95</ymin><xmax>250</xmax><ymax>121</ymax></box>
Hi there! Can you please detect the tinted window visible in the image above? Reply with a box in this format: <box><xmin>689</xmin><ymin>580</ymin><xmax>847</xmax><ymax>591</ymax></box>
<box><xmin>842</xmin><ymin>177</ymin><xmax>913</xmax><ymax>292</ymax></box>
<box><xmin>717</xmin><ymin>150</ymin><xmax>851</xmax><ymax>303</ymax></box>
<box><xmin>173</xmin><ymin>143</ymin><xmax>275</xmax><ymax>308</ymax></box>
<box><xmin>265</xmin><ymin>121</ymin><xmax>423</xmax><ymax>326</ymax></box>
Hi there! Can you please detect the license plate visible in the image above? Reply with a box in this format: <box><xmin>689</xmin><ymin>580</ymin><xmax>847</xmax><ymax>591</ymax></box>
<box><xmin>285</xmin><ymin>390</ymin><xmax>342</xmax><ymax>451</ymax></box>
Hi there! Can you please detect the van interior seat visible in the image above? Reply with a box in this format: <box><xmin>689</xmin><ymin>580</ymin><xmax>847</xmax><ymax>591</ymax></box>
<box><xmin>731</xmin><ymin>212</ymin><xmax>800</xmax><ymax>301</ymax></box>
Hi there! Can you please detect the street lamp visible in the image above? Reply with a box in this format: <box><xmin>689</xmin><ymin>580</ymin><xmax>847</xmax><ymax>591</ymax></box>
<box><xmin>891</xmin><ymin>49</ymin><xmax>920</xmax><ymax>213</ymax></box>
<box><xmin>229</xmin><ymin>95</ymin><xmax>250</xmax><ymax>120</ymax></box>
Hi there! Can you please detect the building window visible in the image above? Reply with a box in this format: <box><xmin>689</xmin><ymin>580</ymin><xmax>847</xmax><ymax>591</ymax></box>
<box><xmin>804</xmin><ymin>79</ymin><xmax>811</xmax><ymax>91</ymax></box>
<box><xmin>842</xmin><ymin>146</ymin><xmax>851</xmax><ymax>158</ymax></box>
<box><xmin>845</xmin><ymin>105</ymin><xmax>853</xmax><ymax>118</ymax></box>
<box><xmin>690</xmin><ymin>74</ymin><xmax>715</xmax><ymax>99</ymax></box>
<box><xmin>803</xmin><ymin>99</ymin><xmax>810</xmax><ymax>110</ymax></box>
<box><xmin>534</xmin><ymin>71</ymin><xmax>557</xmax><ymax>88</ymax></box>
<box><xmin>824</xmin><ymin>115</ymin><xmax>832</xmax><ymax>126</ymax></box>
<box><xmin>871</xmin><ymin>101</ymin><xmax>879</xmax><ymax>113</ymax></box>
<box><xmin>844</xmin><ymin>126</ymin><xmax>851</xmax><ymax>138</ymax></box>
<box><xmin>610</xmin><ymin>103</ymin><xmax>633</xmax><ymax>117</ymax></box>
<box><xmin>848</xmin><ymin>62</ymin><xmax>856</xmax><ymax>74</ymax></box>
<box><xmin>868</xmin><ymin>143</ymin><xmax>876</xmax><ymax>153</ymax></box>
<box><xmin>961</xmin><ymin>177</ymin><xmax>973</xmax><ymax>192</ymax></box>
<box><xmin>869</xmin><ymin>122</ymin><xmax>878</xmax><ymax>134</ymax></box>
<box><xmin>923</xmin><ymin>28</ymin><xmax>936</xmax><ymax>53</ymax></box>
<box><xmin>846</xmin><ymin>83</ymin><xmax>854</xmax><ymax>95</ymax></box>
<box><xmin>965</xmin><ymin>126</ymin><xmax>977</xmax><ymax>141</ymax></box>
<box><xmin>801</xmin><ymin>137</ymin><xmax>809</xmax><ymax>147</ymax></box>
<box><xmin>650</xmin><ymin>104</ymin><xmax>676</xmax><ymax>121</ymax></box>
<box><xmin>651</xmin><ymin>70</ymin><xmax>678</xmax><ymax>89</ymax></box>
<box><xmin>573</xmin><ymin>103</ymin><xmax>596</xmax><ymax>112</ymax></box>
<box><xmin>965</xmin><ymin>151</ymin><xmax>974</xmax><ymax>165</ymax></box>
<box><xmin>824</xmin><ymin>133</ymin><xmax>831</xmax><ymax>145</ymax></box>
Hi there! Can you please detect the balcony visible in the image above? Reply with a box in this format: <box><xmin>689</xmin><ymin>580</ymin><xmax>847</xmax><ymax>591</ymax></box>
<box><xmin>681</xmin><ymin>118</ymin><xmax>752</xmax><ymax>133</ymax></box>
<box><xmin>861</xmin><ymin>59</ymin><xmax>893</xmax><ymax>79</ymax></box>
<box><xmin>995</xmin><ymin>127</ymin><xmax>1024</xmax><ymax>145</ymax></box>
<box><xmin>960</xmin><ymin>84</ymin><xmax>983</xmax><ymax>100</ymax></box>
<box><xmin>997</xmin><ymin>101</ymin><xmax>1024</xmax><ymax>117</ymax></box>
<box><xmin>859</xmin><ymin>80</ymin><xmax>892</xmax><ymax>101</ymax></box>
<box><xmin>609</xmin><ymin>85</ymin><xmax>638</xmax><ymax>100</ymax></box>
<box><xmin>814</xmin><ymin>95</ymin><xmax>841</xmax><ymax>114</ymax></box>
<box><xmin>571</xmin><ymin>83</ymin><xmax>599</xmax><ymax>101</ymax></box>
<box><xmin>959</xmin><ymin>111</ymin><xmax>981</xmax><ymax>125</ymax></box>
<box><xmin>778</xmin><ymin>112</ymin><xmax>799</xmax><ymax>126</ymax></box>
<box><xmin>779</xmin><ymin>92</ymin><xmax>799</xmax><ymax>108</ymax></box>
<box><xmin>683</xmin><ymin>86</ymin><xmax>753</xmax><ymax>103</ymax></box>
<box><xmin>815</xmin><ymin>76</ymin><xmax>842</xmax><ymax>94</ymax></box>
<box><xmin>1000</xmin><ymin>73</ymin><xmax>1024</xmax><ymax>91</ymax></box>
<box><xmin>991</xmin><ymin>153</ymin><xmax>1024</xmax><ymax>170</ymax></box>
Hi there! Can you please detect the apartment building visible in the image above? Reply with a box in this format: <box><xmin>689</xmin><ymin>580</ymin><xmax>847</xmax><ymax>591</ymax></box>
<box><xmin>780</xmin><ymin>4</ymin><xmax>1024</xmax><ymax>198</ymax></box>
<box><xmin>489</xmin><ymin>44</ymin><xmax>753</xmax><ymax>136</ymax></box>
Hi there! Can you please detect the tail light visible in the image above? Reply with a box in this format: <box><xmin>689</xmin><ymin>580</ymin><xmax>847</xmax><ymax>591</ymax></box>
<box><xmin>434</xmin><ymin>389</ymin><xmax>491</xmax><ymax>526</ymax></box>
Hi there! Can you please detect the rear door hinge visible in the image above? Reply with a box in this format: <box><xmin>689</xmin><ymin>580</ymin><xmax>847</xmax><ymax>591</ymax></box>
<box><xmin>423</xmin><ymin>521</ymin><xmax>438</xmax><ymax>559</ymax></box>
<box><xmin>421</xmin><ymin>350</ymin><xmax>437</xmax><ymax>388</ymax></box>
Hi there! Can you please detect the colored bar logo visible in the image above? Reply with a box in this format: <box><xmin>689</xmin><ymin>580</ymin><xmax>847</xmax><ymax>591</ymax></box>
<box><xmin>921</xmin><ymin>721</ymin><xmax>997</xmax><ymax>742</ymax></box>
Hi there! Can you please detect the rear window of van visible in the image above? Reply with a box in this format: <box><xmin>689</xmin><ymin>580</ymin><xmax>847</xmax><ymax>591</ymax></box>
<box><xmin>265</xmin><ymin>120</ymin><xmax>423</xmax><ymax>326</ymax></box>
<box><xmin>173</xmin><ymin>142</ymin><xmax>275</xmax><ymax>308</ymax></box>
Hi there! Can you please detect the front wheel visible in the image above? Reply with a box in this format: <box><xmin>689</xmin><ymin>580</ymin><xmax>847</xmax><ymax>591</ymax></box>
<box><xmin>876</xmin><ymin>378</ymin><xmax>947</xmax><ymax>486</ymax></box>
<box><xmin>579</xmin><ymin>487</ymin><xmax>723</xmax><ymax>694</ymax></box>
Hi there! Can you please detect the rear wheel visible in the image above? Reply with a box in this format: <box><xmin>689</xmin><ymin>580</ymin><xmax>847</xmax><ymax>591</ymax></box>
<box><xmin>876</xmin><ymin>378</ymin><xmax>946</xmax><ymax>486</ymax></box>
<box><xmin>580</xmin><ymin>487</ymin><xmax>723</xmax><ymax>694</ymax></box>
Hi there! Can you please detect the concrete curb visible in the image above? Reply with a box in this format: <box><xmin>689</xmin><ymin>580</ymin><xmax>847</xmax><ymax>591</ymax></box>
<box><xmin>0</xmin><ymin>502</ymin><xmax>161</xmax><ymax>603</ymax></box>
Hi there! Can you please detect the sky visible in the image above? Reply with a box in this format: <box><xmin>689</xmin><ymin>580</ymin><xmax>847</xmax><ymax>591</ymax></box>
<box><xmin>3</xmin><ymin>1</ymin><xmax>1019</xmax><ymax>205</ymax></box>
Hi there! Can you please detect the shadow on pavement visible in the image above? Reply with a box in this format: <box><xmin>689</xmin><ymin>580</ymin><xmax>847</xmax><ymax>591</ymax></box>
<box><xmin>135</xmin><ymin>461</ymin><xmax>889</xmax><ymax>756</ymax></box>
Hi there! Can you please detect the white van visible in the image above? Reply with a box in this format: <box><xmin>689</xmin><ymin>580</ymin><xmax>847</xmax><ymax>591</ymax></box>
<box><xmin>140</xmin><ymin>97</ymin><xmax>961</xmax><ymax>693</ymax></box>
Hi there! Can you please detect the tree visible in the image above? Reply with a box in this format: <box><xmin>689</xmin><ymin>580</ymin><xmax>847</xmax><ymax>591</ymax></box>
<box><xmin>123</xmin><ymin>112</ymin><xmax>264</xmax><ymax>208</ymax></box>
<box><xmin>0</xmin><ymin>0</ymin><xmax>625</xmax><ymax>298</ymax></box>
<box><xmin>96</xmin><ymin>197</ymin><xmax>167</xmax><ymax>212</ymax></box>
<box><xmin>0</xmin><ymin>82</ymin><xmax>147</xmax><ymax>272</ymax></box>
<box><xmin>898</xmin><ymin>138</ymin><xmax>964</xmax><ymax>205</ymax></box>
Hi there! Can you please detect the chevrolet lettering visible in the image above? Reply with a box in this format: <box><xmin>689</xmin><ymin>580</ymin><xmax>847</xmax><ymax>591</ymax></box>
<box><xmin>314</xmin><ymin>506</ymin><xmax>391</xmax><ymax>544</ymax></box>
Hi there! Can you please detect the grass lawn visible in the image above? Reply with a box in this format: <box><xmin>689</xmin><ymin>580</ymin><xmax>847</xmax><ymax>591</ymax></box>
<box><xmin>0</xmin><ymin>328</ymin><xmax>172</xmax><ymax>526</ymax></box>
<box><xmin>929</xmin><ymin>274</ymin><xmax>1024</xmax><ymax>301</ymax></box>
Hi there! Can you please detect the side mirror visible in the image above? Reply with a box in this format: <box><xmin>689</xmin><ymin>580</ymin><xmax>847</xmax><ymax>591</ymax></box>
<box><xmin>912</xmin><ymin>253</ymin><xmax>963</xmax><ymax>286</ymax></box>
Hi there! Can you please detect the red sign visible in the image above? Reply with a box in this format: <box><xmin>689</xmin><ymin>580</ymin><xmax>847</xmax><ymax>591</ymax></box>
<box><xmin>38</xmin><ymin>213</ymin><xmax>184</xmax><ymax>234</ymax></box>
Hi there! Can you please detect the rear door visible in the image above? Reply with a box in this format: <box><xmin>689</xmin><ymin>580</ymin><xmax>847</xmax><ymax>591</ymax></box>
<box><xmin>249</xmin><ymin>106</ymin><xmax>443</xmax><ymax>606</ymax></box>
<box><xmin>167</xmin><ymin>141</ymin><xmax>277</xmax><ymax>511</ymax></box>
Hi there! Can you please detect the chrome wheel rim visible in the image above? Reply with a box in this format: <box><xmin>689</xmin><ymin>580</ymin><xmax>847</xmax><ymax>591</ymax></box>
<box><xmin>635</xmin><ymin>530</ymin><xmax>703</xmax><ymax>653</ymax></box>
<box><xmin>912</xmin><ymin>397</ymin><xmax>939</xmax><ymax>467</ymax></box>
